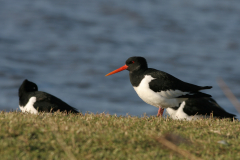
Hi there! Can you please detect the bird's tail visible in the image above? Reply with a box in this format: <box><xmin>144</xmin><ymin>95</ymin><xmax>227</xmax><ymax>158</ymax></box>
<box><xmin>199</xmin><ymin>86</ymin><xmax>212</xmax><ymax>90</ymax></box>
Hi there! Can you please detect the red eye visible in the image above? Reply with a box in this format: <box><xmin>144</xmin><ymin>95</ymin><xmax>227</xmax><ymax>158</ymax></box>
<box><xmin>132</xmin><ymin>61</ymin><xmax>135</xmax><ymax>63</ymax></box>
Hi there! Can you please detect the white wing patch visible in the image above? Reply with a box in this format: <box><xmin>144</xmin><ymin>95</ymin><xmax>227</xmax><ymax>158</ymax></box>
<box><xmin>19</xmin><ymin>97</ymin><xmax>38</xmax><ymax>114</ymax></box>
<box><xmin>158</xmin><ymin>90</ymin><xmax>190</xmax><ymax>98</ymax></box>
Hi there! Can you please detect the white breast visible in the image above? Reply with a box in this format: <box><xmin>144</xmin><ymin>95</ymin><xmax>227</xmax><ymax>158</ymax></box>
<box><xmin>19</xmin><ymin>97</ymin><xmax>38</xmax><ymax>114</ymax></box>
<box><xmin>166</xmin><ymin>101</ymin><xmax>207</xmax><ymax>120</ymax></box>
<box><xmin>133</xmin><ymin>75</ymin><xmax>187</xmax><ymax>108</ymax></box>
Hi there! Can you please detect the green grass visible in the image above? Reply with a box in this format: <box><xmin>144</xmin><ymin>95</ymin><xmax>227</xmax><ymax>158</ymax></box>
<box><xmin>0</xmin><ymin>112</ymin><xmax>239</xmax><ymax>160</ymax></box>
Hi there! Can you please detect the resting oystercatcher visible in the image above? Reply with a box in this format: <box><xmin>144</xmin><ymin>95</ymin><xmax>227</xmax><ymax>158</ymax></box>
<box><xmin>106</xmin><ymin>56</ymin><xmax>212</xmax><ymax>116</ymax></box>
<box><xmin>18</xmin><ymin>79</ymin><xmax>78</xmax><ymax>114</ymax></box>
<box><xmin>166</xmin><ymin>97</ymin><xmax>236</xmax><ymax>120</ymax></box>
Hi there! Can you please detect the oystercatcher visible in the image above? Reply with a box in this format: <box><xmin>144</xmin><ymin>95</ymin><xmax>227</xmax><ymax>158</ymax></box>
<box><xmin>106</xmin><ymin>56</ymin><xmax>212</xmax><ymax>116</ymax></box>
<box><xmin>18</xmin><ymin>79</ymin><xmax>78</xmax><ymax>114</ymax></box>
<box><xmin>166</xmin><ymin>97</ymin><xmax>236</xmax><ymax>120</ymax></box>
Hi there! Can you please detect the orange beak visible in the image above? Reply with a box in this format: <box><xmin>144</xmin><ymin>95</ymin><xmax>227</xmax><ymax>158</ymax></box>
<box><xmin>105</xmin><ymin>64</ymin><xmax>128</xmax><ymax>76</ymax></box>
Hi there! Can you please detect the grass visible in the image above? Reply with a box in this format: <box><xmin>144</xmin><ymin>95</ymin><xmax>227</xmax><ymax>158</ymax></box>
<box><xmin>0</xmin><ymin>112</ymin><xmax>239</xmax><ymax>160</ymax></box>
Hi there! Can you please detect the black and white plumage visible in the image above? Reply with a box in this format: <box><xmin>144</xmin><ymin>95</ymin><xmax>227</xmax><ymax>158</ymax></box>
<box><xmin>18</xmin><ymin>79</ymin><xmax>78</xmax><ymax>114</ymax></box>
<box><xmin>166</xmin><ymin>97</ymin><xmax>236</xmax><ymax>120</ymax></box>
<box><xmin>106</xmin><ymin>56</ymin><xmax>212</xmax><ymax>116</ymax></box>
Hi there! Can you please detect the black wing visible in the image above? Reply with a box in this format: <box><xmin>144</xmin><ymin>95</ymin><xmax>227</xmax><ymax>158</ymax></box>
<box><xmin>32</xmin><ymin>91</ymin><xmax>79</xmax><ymax>113</ymax></box>
<box><xmin>183</xmin><ymin>97</ymin><xmax>236</xmax><ymax>119</ymax></box>
<box><xmin>147</xmin><ymin>69</ymin><xmax>212</xmax><ymax>98</ymax></box>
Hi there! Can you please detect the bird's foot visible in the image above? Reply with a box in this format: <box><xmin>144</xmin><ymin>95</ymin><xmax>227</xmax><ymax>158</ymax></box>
<box><xmin>157</xmin><ymin>107</ymin><xmax>164</xmax><ymax>117</ymax></box>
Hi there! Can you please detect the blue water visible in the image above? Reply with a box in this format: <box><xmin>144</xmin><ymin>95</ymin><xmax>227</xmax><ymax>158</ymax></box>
<box><xmin>0</xmin><ymin>0</ymin><xmax>240</xmax><ymax>118</ymax></box>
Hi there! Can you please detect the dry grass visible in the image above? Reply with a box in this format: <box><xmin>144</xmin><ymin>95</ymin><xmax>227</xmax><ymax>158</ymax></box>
<box><xmin>0</xmin><ymin>111</ymin><xmax>239</xmax><ymax>160</ymax></box>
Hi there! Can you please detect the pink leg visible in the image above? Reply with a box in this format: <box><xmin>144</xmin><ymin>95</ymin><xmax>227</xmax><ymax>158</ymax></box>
<box><xmin>157</xmin><ymin>107</ymin><xmax>164</xmax><ymax>117</ymax></box>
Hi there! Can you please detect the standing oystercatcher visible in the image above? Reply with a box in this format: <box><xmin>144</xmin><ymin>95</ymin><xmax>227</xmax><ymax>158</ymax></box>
<box><xmin>166</xmin><ymin>97</ymin><xmax>236</xmax><ymax>120</ymax></box>
<box><xmin>106</xmin><ymin>56</ymin><xmax>212</xmax><ymax>116</ymax></box>
<box><xmin>18</xmin><ymin>79</ymin><xmax>78</xmax><ymax>114</ymax></box>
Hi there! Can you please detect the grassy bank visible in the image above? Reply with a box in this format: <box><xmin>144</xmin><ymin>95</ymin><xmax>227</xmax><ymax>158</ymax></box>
<box><xmin>0</xmin><ymin>112</ymin><xmax>239</xmax><ymax>160</ymax></box>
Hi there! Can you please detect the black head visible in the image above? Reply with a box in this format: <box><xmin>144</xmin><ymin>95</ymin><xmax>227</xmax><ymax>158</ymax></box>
<box><xmin>105</xmin><ymin>56</ymin><xmax>148</xmax><ymax>76</ymax></box>
<box><xmin>18</xmin><ymin>79</ymin><xmax>38</xmax><ymax>97</ymax></box>
<box><xmin>125</xmin><ymin>57</ymin><xmax>148</xmax><ymax>72</ymax></box>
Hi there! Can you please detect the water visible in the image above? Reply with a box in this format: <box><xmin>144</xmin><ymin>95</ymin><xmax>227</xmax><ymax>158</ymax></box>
<box><xmin>0</xmin><ymin>0</ymin><xmax>240</xmax><ymax>118</ymax></box>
